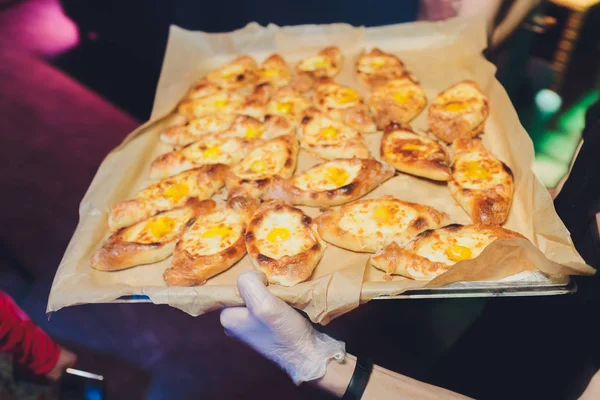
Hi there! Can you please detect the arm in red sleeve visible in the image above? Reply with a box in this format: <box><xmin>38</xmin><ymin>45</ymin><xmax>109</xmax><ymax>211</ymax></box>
<box><xmin>0</xmin><ymin>291</ymin><xmax>60</xmax><ymax>376</ymax></box>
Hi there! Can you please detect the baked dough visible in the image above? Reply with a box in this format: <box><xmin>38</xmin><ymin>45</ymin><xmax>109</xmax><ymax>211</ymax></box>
<box><xmin>428</xmin><ymin>80</ymin><xmax>489</xmax><ymax>143</ymax></box>
<box><xmin>205</xmin><ymin>55</ymin><xmax>258</xmax><ymax>92</ymax></box>
<box><xmin>226</xmin><ymin>135</ymin><xmax>299</xmax><ymax>198</ymax></box>
<box><xmin>109</xmin><ymin>164</ymin><xmax>228</xmax><ymax>231</ymax></box>
<box><xmin>264</xmin><ymin>86</ymin><xmax>312</xmax><ymax>136</ymax></box>
<box><xmin>371</xmin><ymin>224</ymin><xmax>525</xmax><ymax>280</ymax></box>
<box><xmin>261</xmin><ymin>158</ymin><xmax>394</xmax><ymax>207</ymax></box>
<box><xmin>163</xmin><ymin>196</ymin><xmax>260</xmax><ymax>286</ymax></box>
<box><xmin>449</xmin><ymin>138</ymin><xmax>514</xmax><ymax>225</ymax></box>
<box><xmin>315</xmin><ymin>195</ymin><xmax>449</xmax><ymax>252</ymax></box>
<box><xmin>314</xmin><ymin>80</ymin><xmax>376</xmax><ymax>133</ymax></box>
<box><xmin>149</xmin><ymin>137</ymin><xmax>251</xmax><ymax>180</ymax></box>
<box><xmin>160</xmin><ymin>114</ymin><xmax>237</xmax><ymax>146</ymax></box>
<box><xmin>356</xmin><ymin>48</ymin><xmax>406</xmax><ymax>88</ymax></box>
<box><xmin>91</xmin><ymin>199</ymin><xmax>201</xmax><ymax>271</ymax></box>
<box><xmin>245</xmin><ymin>200</ymin><xmax>326</xmax><ymax>286</ymax></box>
<box><xmin>296</xmin><ymin>46</ymin><xmax>342</xmax><ymax>80</ymax></box>
<box><xmin>299</xmin><ymin>108</ymin><xmax>370</xmax><ymax>160</ymax></box>
<box><xmin>368</xmin><ymin>76</ymin><xmax>427</xmax><ymax>129</ymax></box>
<box><xmin>257</xmin><ymin>54</ymin><xmax>292</xmax><ymax>89</ymax></box>
<box><xmin>177</xmin><ymin>91</ymin><xmax>246</xmax><ymax>119</ymax></box>
<box><xmin>380</xmin><ymin>122</ymin><xmax>450</xmax><ymax>181</ymax></box>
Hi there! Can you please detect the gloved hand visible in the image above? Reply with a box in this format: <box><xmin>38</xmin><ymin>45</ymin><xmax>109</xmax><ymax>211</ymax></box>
<box><xmin>220</xmin><ymin>271</ymin><xmax>346</xmax><ymax>385</ymax></box>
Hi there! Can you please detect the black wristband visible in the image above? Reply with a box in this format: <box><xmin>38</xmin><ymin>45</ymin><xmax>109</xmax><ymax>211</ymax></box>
<box><xmin>341</xmin><ymin>357</ymin><xmax>373</xmax><ymax>400</ymax></box>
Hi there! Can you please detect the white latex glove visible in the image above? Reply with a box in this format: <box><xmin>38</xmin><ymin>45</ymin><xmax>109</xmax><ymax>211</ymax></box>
<box><xmin>220</xmin><ymin>271</ymin><xmax>346</xmax><ymax>385</ymax></box>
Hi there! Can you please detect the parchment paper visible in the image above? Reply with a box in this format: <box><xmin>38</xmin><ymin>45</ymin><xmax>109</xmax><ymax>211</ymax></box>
<box><xmin>47</xmin><ymin>16</ymin><xmax>595</xmax><ymax>324</ymax></box>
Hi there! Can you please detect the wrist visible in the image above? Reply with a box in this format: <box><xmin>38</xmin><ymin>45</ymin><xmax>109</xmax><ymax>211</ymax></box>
<box><xmin>312</xmin><ymin>354</ymin><xmax>356</xmax><ymax>397</ymax></box>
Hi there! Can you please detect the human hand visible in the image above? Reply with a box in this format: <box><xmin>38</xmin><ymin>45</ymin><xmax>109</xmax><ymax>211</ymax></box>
<box><xmin>220</xmin><ymin>271</ymin><xmax>345</xmax><ymax>385</ymax></box>
<box><xmin>45</xmin><ymin>347</ymin><xmax>77</xmax><ymax>382</ymax></box>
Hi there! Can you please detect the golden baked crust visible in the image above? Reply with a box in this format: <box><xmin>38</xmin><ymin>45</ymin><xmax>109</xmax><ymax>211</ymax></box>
<box><xmin>296</xmin><ymin>46</ymin><xmax>342</xmax><ymax>80</ymax></box>
<box><xmin>163</xmin><ymin>196</ymin><xmax>260</xmax><ymax>286</ymax></box>
<box><xmin>370</xmin><ymin>224</ymin><xmax>525</xmax><ymax>280</ymax></box>
<box><xmin>264</xmin><ymin>86</ymin><xmax>312</xmax><ymax>136</ymax></box>
<box><xmin>428</xmin><ymin>80</ymin><xmax>489</xmax><ymax>143</ymax></box>
<box><xmin>160</xmin><ymin>114</ymin><xmax>237</xmax><ymax>146</ymax></box>
<box><xmin>261</xmin><ymin>158</ymin><xmax>395</xmax><ymax>207</ymax></box>
<box><xmin>368</xmin><ymin>76</ymin><xmax>427</xmax><ymax>129</ymax></box>
<box><xmin>380</xmin><ymin>122</ymin><xmax>450</xmax><ymax>181</ymax></box>
<box><xmin>448</xmin><ymin>138</ymin><xmax>514</xmax><ymax>225</ymax></box>
<box><xmin>206</xmin><ymin>55</ymin><xmax>258</xmax><ymax>91</ymax></box>
<box><xmin>257</xmin><ymin>54</ymin><xmax>292</xmax><ymax>89</ymax></box>
<box><xmin>226</xmin><ymin>135</ymin><xmax>299</xmax><ymax>198</ymax></box>
<box><xmin>149</xmin><ymin>137</ymin><xmax>252</xmax><ymax>180</ymax></box>
<box><xmin>184</xmin><ymin>78</ymin><xmax>225</xmax><ymax>100</ymax></box>
<box><xmin>356</xmin><ymin>48</ymin><xmax>406</xmax><ymax>88</ymax></box>
<box><xmin>245</xmin><ymin>200</ymin><xmax>326</xmax><ymax>286</ymax></box>
<box><xmin>238</xmin><ymin>83</ymin><xmax>272</xmax><ymax>121</ymax></box>
<box><xmin>215</xmin><ymin>115</ymin><xmax>266</xmax><ymax>140</ymax></box>
<box><xmin>91</xmin><ymin>198</ymin><xmax>202</xmax><ymax>271</ymax></box>
<box><xmin>299</xmin><ymin>108</ymin><xmax>370</xmax><ymax>160</ymax></box>
<box><xmin>109</xmin><ymin>164</ymin><xmax>228</xmax><ymax>231</ymax></box>
<box><xmin>177</xmin><ymin>91</ymin><xmax>246</xmax><ymax>119</ymax></box>
<box><xmin>315</xmin><ymin>195</ymin><xmax>449</xmax><ymax>252</ymax></box>
<box><xmin>314</xmin><ymin>80</ymin><xmax>376</xmax><ymax>133</ymax></box>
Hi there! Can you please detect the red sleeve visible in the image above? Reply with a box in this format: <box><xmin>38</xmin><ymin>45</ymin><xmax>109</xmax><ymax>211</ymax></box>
<box><xmin>0</xmin><ymin>291</ymin><xmax>60</xmax><ymax>375</ymax></box>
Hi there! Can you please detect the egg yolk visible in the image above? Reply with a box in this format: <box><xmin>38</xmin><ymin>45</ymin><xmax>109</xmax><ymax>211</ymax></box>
<box><xmin>392</xmin><ymin>91</ymin><xmax>411</xmax><ymax>104</ymax></box>
<box><xmin>324</xmin><ymin>166</ymin><xmax>349</xmax><ymax>187</ymax></box>
<box><xmin>462</xmin><ymin>161</ymin><xmax>489</xmax><ymax>180</ymax></box>
<box><xmin>259</xmin><ymin>68</ymin><xmax>279</xmax><ymax>78</ymax></box>
<box><xmin>320</xmin><ymin>126</ymin><xmax>338</xmax><ymax>139</ymax></box>
<box><xmin>245</xmin><ymin>125</ymin><xmax>264</xmax><ymax>139</ymax></box>
<box><xmin>443</xmin><ymin>102</ymin><xmax>468</xmax><ymax>112</ymax></box>
<box><xmin>203</xmin><ymin>146</ymin><xmax>221</xmax><ymax>158</ymax></box>
<box><xmin>267</xmin><ymin>227</ymin><xmax>290</xmax><ymax>243</ymax></box>
<box><xmin>250</xmin><ymin>159</ymin><xmax>267</xmax><ymax>173</ymax></box>
<box><xmin>402</xmin><ymin>143</ymin><xmax>425</xmax><ymax>151</ymax></box>
<box><xmin>446</xmin><ymin>244</ymin><xmax>473</xmax><ymax>262</ymax></box>
<box><xmin>373</xmin><ymin>206</ymin><xmax>393</xmax><ymax>224</ymax></box>
<box><xmin>276</xmin><ymin>102</ymin><xmax>293</xmax><ymax>114</ymax></box>
<box><xmin>304</xmin><ymin>57</ymin><xmax>328</xmax><ymax>70</ymax></box>
<box><xmin>145</xmin><ymin>216</ymin><xmax>176</xmax><ymax>239</ymax></box>
<box><xmin>164</xmin><ymin>183</ymin><xmax>190</xmax><ymax>203</ymax></box>
<box><xmin>202</xmin><ymin>225</ymin><xmax>233</xmax><ymax>239</ymax></box>
<box><xmin>214</xmin><ymin>99</ymin><xmax>228</xmax><ymax>109</ymax></box>
<box><xmin>371</xmin><ymin>58</ymin><xmax>386</xmax><ymax>67</ymax></box>
<box><xmin>337</xmin><ymin>89</ymin><xmax>359</xmax><ymax>104</ymax></box>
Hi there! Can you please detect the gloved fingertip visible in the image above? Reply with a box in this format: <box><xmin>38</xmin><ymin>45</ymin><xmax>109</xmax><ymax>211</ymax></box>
<box><xmin>237</xmin><ymin>270</ymin><xmax>268</xmax><ymax>288</ymax></box>
<box><xmin>219</xmin><ymin>307</ymin><xmax>250</xmax><ymax>329</ymax></box>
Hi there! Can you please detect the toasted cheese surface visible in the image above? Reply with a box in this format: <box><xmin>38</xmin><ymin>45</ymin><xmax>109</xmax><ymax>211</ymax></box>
<box><xmin>293</xmin><ymin>161</ymin><xmax>362</xmax><ymax>191</ymax></box>
<box><xmin>179</xmin><ymin>208</ymin><xmax>244</xmax><ymax>256</ymax></box>
<box><xmin>232</xmin><ymin>140</ymin><xmax>288</xmax><ymax>180</ymax></box>
<box><xmin>254</xmin><ymin>210</ymin><xmax>315</xmax><ymax>259</ymax></box>
<box><xmin>452</xmin><ymin>152</ymin><xmax>506</xmax><ymax>189</ymax></box>
<box><xmin>122</xmin><ymin>208</ymin><xmax>192</xmax><ymax>244</ymax></box>
<box><xmin>181</xmin><ymin>137</ymin><xmax>247</xmax><ymax>165</ymax></box>
<box><xmin>338</xmin><ymin>198</ymin><xmax>419</xmax><ymax>238</ymax></box>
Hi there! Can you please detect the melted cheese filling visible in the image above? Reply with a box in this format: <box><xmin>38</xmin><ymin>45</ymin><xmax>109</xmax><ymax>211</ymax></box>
<box><xmin>164</xmin><ymin>183</ymin><xmax>189</xmax><ymax>203</ymax></box>
<box><xmin>234</xmin><ymin>142</ymin><xmax>287</xmax><ymax>179</ymax></box>
<box><xmin>182</xmin><ymin>138</ymin><xmax>244</xmax><ymax>165</ymax></box>
<box><xmin>254</xmin><ymin>211</ymin><xmax>314</xmax><ymax>259</ymax></box>
<box><xmin>187</xmin><ymin>114</ymin><xmax>235</xmax><ymax>137</ymax></box>
<box><xmin>293</xmin><ymin>162</ymin><xmax>361</xmax><ymax>191</ymax></box>
<box><xmin>338</xmin><ymin>201</ymin><xmax>417</xmax><ymax>240</ymax></box>
<box><xmin>299</xmin><ymin>56</ymin><xmax>329</xmax><ymax>71</ymax></box>
<box><xmin>415</xmin><ymin>231</ymin><xmax>493</xmax><ymax>265</ymax></box>
<box><xmin>453</xmin><ymin>153</ymin><xmax>505</xmax><ymax>189</ymax></box>
<box><xmin>181</xmin><ymin>209</ymin><xmax>243</xmax><ymax>256</ymax></box>
<box><xmin>123</xmin><ymin>208</ymin><xmax>191</xmax><ymax>244</ymax></box>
